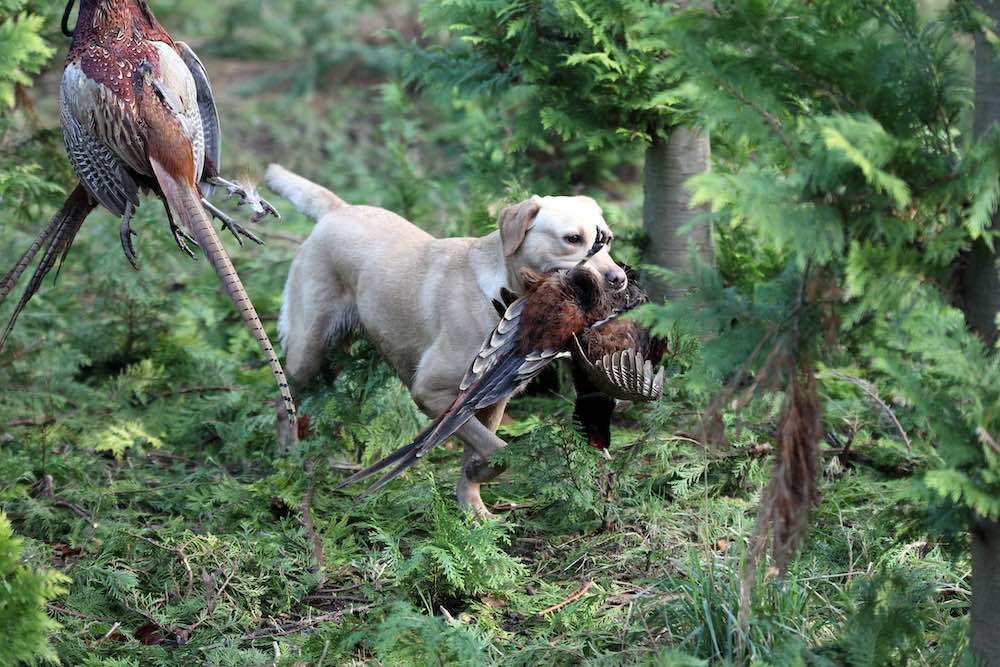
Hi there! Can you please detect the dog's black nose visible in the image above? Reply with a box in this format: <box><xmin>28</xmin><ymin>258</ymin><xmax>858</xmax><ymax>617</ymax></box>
<box><xmin>606</xmin><ymin>267</ymin><xmax>627</xmax><ymax>289</ymax></box>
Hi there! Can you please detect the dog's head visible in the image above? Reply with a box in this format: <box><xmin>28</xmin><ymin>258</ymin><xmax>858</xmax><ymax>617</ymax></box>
<box><xmin>498</xmin><ymin>195</ymin><xmax>627</xmax><ymax>291</ymax></box>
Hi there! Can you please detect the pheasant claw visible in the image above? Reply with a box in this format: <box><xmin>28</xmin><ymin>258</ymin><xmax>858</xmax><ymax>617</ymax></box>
<box><xmin>208</xmin><ymin>175</ymin><xmax>280</xmax><ymax>222</ymax></box>
<box><xmin>201</xmin><ymin>198</ymin><xmax>264</xmax><ymax>246</ymax></box>
<box><xmin>119</xmin><ymin>202</ymin><xmax>139</xmax><ymax>270</ymax></box>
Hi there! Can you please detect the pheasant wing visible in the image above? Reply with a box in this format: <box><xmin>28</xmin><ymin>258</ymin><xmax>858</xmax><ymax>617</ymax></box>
<box><xmin>570</xmin><ymin>334</ymin><xmax>664</xmax><ymax>402</ymax></box>
<box><xmin>60</xmin><ymin>65</ymin><xmax>141</xmax><ymax>217</ymax></box>
<box><xmin>176</xmin><ymin>41</ymin><xmax>221</xmax><ymax>186</ymax></box>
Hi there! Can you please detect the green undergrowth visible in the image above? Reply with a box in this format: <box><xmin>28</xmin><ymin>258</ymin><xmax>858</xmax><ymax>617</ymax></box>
<box><xmin>0</xmin><ymin>326</ymin><xmax>971</xmax><ymax>664</ymax></box>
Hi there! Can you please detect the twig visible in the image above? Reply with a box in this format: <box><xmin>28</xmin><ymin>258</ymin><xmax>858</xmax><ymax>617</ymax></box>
<box><xmin>329</xmin><ymin>461</ymin><xmax>362</xmax><ymax>472</ymax></box>
<box><xmin>46</xmin><ymin>603</ymin><xmax>114</xmax><ymax>622</ymax></box>
<box><xmin>37</xmin><ymin>475</ymin><xmax>97</xmax><ymax>529</ymax></box>
<box><xmin>661</xmin><ymin>434</ymin><xmax>703</xmax><ymax>447</ymax></box>
<box><xmin>537</xmin><ymin>580</ymin><xmax>594</xmax><ymax>616</ymax></box>
<box><xmin>198</xmin><ymin>606</ymin><xmax>373</xmax><ymax>652</ymax></box>
<box><xmin>797</xmin><ymin>570</ymin><xmax>870</xmax><ymax>582</ymax></box>
<box><xmin>9</xmin><ymin>405</ymin><xmax>115</xmax><ymax>428</ymax></box>
<box><xmin>182</xmin><ymin>566</ymin><xmax>239</xmax><ymax>638</ymax></box>
<box><xmin>976</xmin><ymin>427</ymin><xmax>1000</xmax><ymax>457</ymax></box>
<box><xmin>712</xmin><ymin>75</ymin><xmax>799</xmax><ymax>158</ymax></box>
<box><xmin>127</xmin><ymin>532</ymin><xmax>194</xmax><ymax>598</ymax></box>
<box><xmin>826</xmin><ymin>369</ymin><xmax>911</xmax><ymax>453</ymax></box>
<box><xmin>258</xmin><ymin>230</ymin><xmax>305</xmax><ymax>245</ymax></box>
<box><xmin>97</xmin><ymin>621</ymin><xmax>122</xmax><ymax>643</ymax></box>
<box><xmin>301</xmin><ymin>460</ymin><xmax>326</xmax><ymax>577</ymax></box>
<box><xmin>118</xmin><ymin>597</ymin><xmax>163</xmax><ymax>629</ymax></box>
<box><xmin>8</xmin><ymin>416</ymin><xmax>56</xmax><ymax>427</ymax></box>
<box><xmin>151</xmin><ymin>386</ymin><xmax>235</xmax><ymax>401</ymax></box>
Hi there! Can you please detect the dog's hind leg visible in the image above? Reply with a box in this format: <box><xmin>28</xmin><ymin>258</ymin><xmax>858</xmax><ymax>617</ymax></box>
<box><xmin>277</xmin><ymin>274</ymin><xmax>359</xmax><ymax>454</ymax></box>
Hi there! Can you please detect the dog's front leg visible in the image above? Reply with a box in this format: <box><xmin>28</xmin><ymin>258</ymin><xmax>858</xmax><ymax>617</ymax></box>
<box><xmin>413</xmin><ymin>384</ymin><xmax>510</xmax><ymax>517</ymax></box>
<box><xmin>454</xmin><ymin>402</ymin><xmax>510</xmax><ymax>518</ymax></box>
<box><xmin>454</xmin><ymin>417</ymin><xmax>508</xmax><ymax>519</ymax></box>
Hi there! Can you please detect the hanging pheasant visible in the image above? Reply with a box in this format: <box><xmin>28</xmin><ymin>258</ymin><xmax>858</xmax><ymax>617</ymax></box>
<box><xmin>1</xmin><ymin>0</ymin><xmax>296</xmax><ymax>430</ymax></box>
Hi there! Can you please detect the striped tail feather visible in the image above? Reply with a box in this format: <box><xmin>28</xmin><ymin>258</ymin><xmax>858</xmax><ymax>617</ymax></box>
<box><xmin>1</xmin><ymin>184</ymin><xmax>96</xmax><ymax>349</ymax></box>
<box><xmin>340</xmin><ymin>353</ymin><xmax>528</xmax><ymax>497</ymax></box>
<box><xmin>350</xmin><ymin>400</ymin><xmax>481</xmax><ymax>498</ymax></box>
<box><xmin>148</xmin><ymin>155</ymin><xmax>297</xmax><ymax>424</ymax></box>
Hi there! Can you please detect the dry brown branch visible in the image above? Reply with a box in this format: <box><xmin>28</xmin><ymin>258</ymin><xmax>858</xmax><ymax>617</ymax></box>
<box><xmin>46</xmin><ymin>603</ymin><xmax>114</xmax><ymax>622</ymax></box>
<box><xmin>739</xmin><ymin>357</ymin><xmax>822</xmax><ymax>626</ymax></box>
<box><xmin>537</xmin><ymin>580</ymin><xmax>595</xmax><ymax>616</ymax></box>
<box><xmin>8</xmin><ymin>416</ymin><xmax>56</xmax><ymax>427</ymax></box>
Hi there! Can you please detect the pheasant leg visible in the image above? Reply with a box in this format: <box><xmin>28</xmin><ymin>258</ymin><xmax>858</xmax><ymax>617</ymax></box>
<box><xmin>207</xmin><ymin>175</ymin><xmax>280</xmax><ymax>223</ymax></box>
<box><xmin>156</xmin><ymin>193</ymin><xmax>197</xmax><ymax>258</ymax></box>
<box><xmin>201</xmin><ymin>198</ymin><xmax>264</xmax><ymax>247</ymax></box>
<box><xmin>119</xmin><ymin>201</ymin><xmax>139</xmax><ymax>270</ymax></box>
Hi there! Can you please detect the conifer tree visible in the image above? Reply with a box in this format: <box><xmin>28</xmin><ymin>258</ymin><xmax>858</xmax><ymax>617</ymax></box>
<box><xmin>621</xmin><ymin>1</ymin><xmax>1000</xmax><ymax>661</ymax></box>
<box><xmin>415</xmin><ymin>0</ymin><xmax>712</xmax><ymax>299</ymax></box>
<box><xmin>0</xmin><ymin>513</ymin><xmax>68</xmax><ymax>665</ymax></box>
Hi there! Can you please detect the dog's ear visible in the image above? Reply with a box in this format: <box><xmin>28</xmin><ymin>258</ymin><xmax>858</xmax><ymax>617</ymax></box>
<box><xmin>499</xmin><ymin>196</ymin><xmax>542</xmax><ymax>257</ymax></box>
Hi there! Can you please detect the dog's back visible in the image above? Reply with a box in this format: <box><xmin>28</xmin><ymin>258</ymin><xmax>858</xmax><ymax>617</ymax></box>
<box><xmin>265</xmin><ymin>164</ymin><xmax>457</xmax><ymax>387</ymax></box>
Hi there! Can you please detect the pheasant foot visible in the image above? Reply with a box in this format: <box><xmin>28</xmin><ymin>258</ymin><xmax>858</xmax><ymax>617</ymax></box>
<box><xmin>119</xmin><ymin>201</ymin><xmax>139</xmax><ymax>270</ymax></box>
<box><xmin>208</xmin><ymin>175</ymin><xmax>280</xmax><ymax>223</ymax></box>
<box><xmin>201</xmin><ymin>198</ymin><xmax>264</xmax><ymax>247</ymax></box>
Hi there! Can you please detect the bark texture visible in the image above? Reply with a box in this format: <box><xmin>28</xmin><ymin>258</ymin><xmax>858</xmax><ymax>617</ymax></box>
<box><xmin>962</xmin><ymin>2</ymin><xmax>1000</xmax><ymax>346</ymax></box>
<box><xmin>641</xmin><ymin>127</ymin><xmax>713</xmax><ymax>301</ymax></box>
<box><xmin>963</xmin><ymin>5</ymin><xmax>1000</xmax><ymax>664</ymax></box>
<box><xmin>971</xmin><ymin>517</ymin><xmax>1000</xmax><ymax>666</ymax></box>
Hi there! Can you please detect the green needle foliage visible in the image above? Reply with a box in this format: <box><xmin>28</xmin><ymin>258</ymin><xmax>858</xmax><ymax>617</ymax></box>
<box><xmin>633</xmin><ymin>0</ymin><xmax>1000</xmax><ymax>552</ymax></box>
<box><xmin>0</xmin><ymin>512</ymin><xmax>69</xmax><ymax>665</ymax></box>
<box><xmin>417</xmin><ymin>0</ymin><xmax>684</xmax><ymax>148</ymax></box>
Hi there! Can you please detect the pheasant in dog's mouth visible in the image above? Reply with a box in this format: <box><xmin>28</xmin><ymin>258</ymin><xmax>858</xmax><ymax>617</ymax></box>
<box><xmin>339</xmin><ymin>248</ymin><xmax>665</xmax><ymax>497</ymax></box>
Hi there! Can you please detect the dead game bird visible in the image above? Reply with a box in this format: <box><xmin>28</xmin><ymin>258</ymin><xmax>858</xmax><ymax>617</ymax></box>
<box><xmin>0</xmin><ymin>0</ymin><xmax>295</xmax><ymax>425</ymax></box>
<box><xmin>499</xmin><ymin>270</ymin><xmax>667</xmax><ymax>454</ymax></box>
<box><xmin>571</xmin><ymin>316</ymin><xmax>667</xmax><ymax>453</ymax></box>
<box><xmin>339</xmin><ymin>236</ymin><xmax>665</xmax><ymax>497</ymax></box>
<box><xmin>339</xmin><ymin>252</ymin><xmax>615</xmax><ymax>496</ymax></box>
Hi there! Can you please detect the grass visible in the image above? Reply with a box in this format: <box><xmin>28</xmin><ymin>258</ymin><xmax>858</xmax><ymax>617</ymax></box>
<box><xmin>0</xmin><ymin>341</ymin><xmax>971</xmax><ymax>664</ymax></box>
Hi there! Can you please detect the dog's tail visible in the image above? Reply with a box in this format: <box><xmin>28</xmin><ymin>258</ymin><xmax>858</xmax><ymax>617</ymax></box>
<box><xmin>265</xmin><ymin>164</ymin><xmax>348</xmax><ymax>221</ymax></box>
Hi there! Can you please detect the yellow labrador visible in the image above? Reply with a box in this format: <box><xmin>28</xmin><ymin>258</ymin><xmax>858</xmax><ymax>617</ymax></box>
<box><xmin>266</xmin><ymin>164</ymin><xmax>627</xmax><ymax>515</ymax></box>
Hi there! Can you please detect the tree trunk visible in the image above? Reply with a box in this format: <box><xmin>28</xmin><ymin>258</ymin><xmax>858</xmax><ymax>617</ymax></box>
<box><xmin>971</xmin><ymin>518</ymin><xmax>1000</xmax><ymax>665</ymax></box>
<box><xmin>641</xmin><ymin>126</ymin><xmax>713</xmax><ymax>301</ymax></box>
<box><xmin>962</xmin><ymin>1</ymin><xmax>1000</xmax><ymax>347</ymax></box>
<box><xmin>961</xmin><ymin>5</ymin><xmax>1000</xmax><ymax>665</ymax></box>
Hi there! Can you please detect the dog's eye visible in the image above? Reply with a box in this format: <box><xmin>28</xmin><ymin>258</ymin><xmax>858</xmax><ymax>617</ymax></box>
<box><xmin>563</xmin><ymin>234</ymin><xmax>584</xmax><ymax>245</ymax></box>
